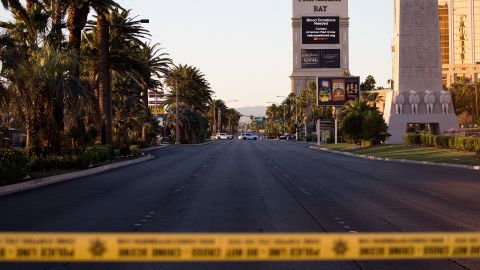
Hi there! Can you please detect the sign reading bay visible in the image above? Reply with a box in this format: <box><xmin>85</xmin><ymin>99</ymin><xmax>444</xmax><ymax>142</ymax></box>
<box><xmin>302</xmin><ymin>49</ymin><xmax>340</xmax><ymax>69</ymax></box>
<box><xmin>317</xmin><ymin>77</ymin><xmax>360</xmax><ymax>106</ymax></box>
<box><xmin>302</xmin><ymin>16</ymin><xmax>340</xmax><ymax>44</ymax></box>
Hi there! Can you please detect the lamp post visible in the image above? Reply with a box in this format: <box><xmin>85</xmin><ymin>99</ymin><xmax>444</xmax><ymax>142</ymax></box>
<box><xmin>175</xmin><ymin>79</ymin><xmax>180</xmax><ymax>145</ymax></box>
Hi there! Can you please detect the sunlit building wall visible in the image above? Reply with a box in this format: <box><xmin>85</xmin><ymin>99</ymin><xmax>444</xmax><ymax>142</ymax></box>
<box><xmin>440</xmin><ymin>0</ymin><xmax>480</xmax><ymax>86</ymax></box>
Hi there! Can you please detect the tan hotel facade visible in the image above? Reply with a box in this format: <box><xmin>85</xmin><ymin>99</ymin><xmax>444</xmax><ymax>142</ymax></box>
<box><xmin>440</xmin><ymin>0</ymin><xmax>480</xmax><ymax>86</ymax></box>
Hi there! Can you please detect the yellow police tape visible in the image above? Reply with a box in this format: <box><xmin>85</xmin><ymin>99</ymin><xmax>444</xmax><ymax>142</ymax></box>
<box><xmin>0</xmin><ymin>233</ymin><xmax>480</xmax><ymax>262</ymax></box>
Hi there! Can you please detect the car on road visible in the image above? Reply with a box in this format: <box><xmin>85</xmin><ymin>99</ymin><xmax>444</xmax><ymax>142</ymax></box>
<box><xmin>238</xmin><ymin>133</ymin><xmax>259</xmax><ymax>140</ymax></box>
<box><xmin>217</xmin><ymin>133</ymin><xmax>233</xmax><ymax>140</ymax></box>
<box><xmin>279</xmin><ymin>134</ymin><xmax>292</xmax><ymax>140</ymax></box>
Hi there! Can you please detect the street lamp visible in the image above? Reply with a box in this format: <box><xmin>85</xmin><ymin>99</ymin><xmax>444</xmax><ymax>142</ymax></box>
<box><xmin>175</xmin><ymin>79</ymin><xmax>180</xmax><ymax>145</ymax></box>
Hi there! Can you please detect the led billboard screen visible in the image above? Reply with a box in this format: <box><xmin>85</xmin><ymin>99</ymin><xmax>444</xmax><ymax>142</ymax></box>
<box><xmin>302</xmin><ymin>16</ymin><xmax>340</xmax><ymax>44</ymax></box>
<box><xmin>317</xmin><ymin>77</ymin><xmax>360</xmax><ymax>106</ymax></box>
<box><xmin>301</xmin><ymin>49</ymin><xmax>341</xmax><ymax>69</ymax></box>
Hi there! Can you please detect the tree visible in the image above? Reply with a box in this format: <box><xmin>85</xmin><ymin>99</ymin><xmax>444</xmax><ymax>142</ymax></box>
<box><xmin>361</xmin><ymin>91</ymin><xmax>385</xmax><ymax>109</ymax></box>
<box><xmin>360</xmin><ymin>75</ymin><xmax>376</xmax><ymax>91</ymax></box>
<box><xmin>449</xmin><ymin>77</ymin><xmax>480</xmax><ymax>125</ymax></box>
<box><xmin>361</xmin><ymin>110</ymin><xmax>389</xmax><ymax>144</ymax></box>
<box><xmin>339</xmin><ymin>100</ymin><xmax>389</xmax><ymax>144</ymax></box>
<box><xmin>163</xmin><ymin>64</ymin><xmax>213</xmax><ymax>143</ymax></box>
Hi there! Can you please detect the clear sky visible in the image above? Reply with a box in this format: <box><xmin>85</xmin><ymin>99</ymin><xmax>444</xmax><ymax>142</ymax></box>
<box><xmin>119</xmin><ymin>0</ymin><xmax>395</xmax><ymax>108</ymax></box>
<box><xmin>33</xmin><ymin>1</ymin><xmax>396</xmax><ymax>108</ymax></box>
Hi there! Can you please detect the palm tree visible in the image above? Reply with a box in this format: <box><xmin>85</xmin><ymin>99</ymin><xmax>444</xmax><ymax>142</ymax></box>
<box><xmin>164</xmin><ymin>64</ymin><xmax>213</xmax><ymax>143</ymax></box>
<box><xmin>95</xmin><ymin>7</ymin><xmax>111</xmax><ymax>144</ymax></box>
<box><xmin>361</xmin><ymin>91</ymin><xmax>385</xmax><ymax>110</ymax></box>
<box><xmin>339</xmin><ymin>100</ymin><xmax>376</xmax><ymax>143</ymax></box>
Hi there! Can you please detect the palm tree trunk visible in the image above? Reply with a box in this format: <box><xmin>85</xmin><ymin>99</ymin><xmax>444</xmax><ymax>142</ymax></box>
<box><xmin>97</xmin><ymin>10</ymin><xmax>112</xmax><ymax>145</ymax></box>
<box><xmin>67</xmin><ymin>2</ymin><xmax>89</xmax><ymax>77</ymax></box>
<box><xmin>26</xmin><ymin>0</ymin><xmax>33</xmax><ymax>11</ymax></box>
<box><xmin>52</xmin><ymin>0</ymin><xmax>63</xmax><ymax>26</ymax></box>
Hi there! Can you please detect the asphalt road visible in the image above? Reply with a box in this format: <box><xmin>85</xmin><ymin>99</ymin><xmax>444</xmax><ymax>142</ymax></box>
<box><xmin>1</xmin><ymin>140</ymin><xmax>480</xmax><ymax>270</ymax></box>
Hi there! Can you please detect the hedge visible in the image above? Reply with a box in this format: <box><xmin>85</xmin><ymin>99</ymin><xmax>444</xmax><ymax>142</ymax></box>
<box><xmin>404</xmin><ymin>134</ymin><xmax>480</xmax><ymax>152</ymax></box>
<box><xmin>0</xmin><ymin>149</ymin><xmax>28</xmax><ymax>184</ymax></box>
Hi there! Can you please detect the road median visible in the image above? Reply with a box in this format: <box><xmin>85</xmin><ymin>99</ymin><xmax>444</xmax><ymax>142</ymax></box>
<box><xmin>310</xmin><ymin>144</ymin><xmax>480</xmax><ymax>171</ymax></box>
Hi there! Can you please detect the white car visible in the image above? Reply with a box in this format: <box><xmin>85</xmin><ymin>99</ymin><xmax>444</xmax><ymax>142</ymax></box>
<box><xmin>217</xmin><ymin>133</ymin><xmax>233</xmax><ymax>140</ymax></box>
<box><xmin>238</xmin><ymin>133</ymin><xmax>259</xmax><ymax>140</ymax></box>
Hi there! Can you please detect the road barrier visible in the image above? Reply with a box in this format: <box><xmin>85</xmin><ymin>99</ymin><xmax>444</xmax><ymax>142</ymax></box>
<box><xmin>1</xmin><ymin>233</ymin><xmax>480</xmax><ymax>262</ymax></box>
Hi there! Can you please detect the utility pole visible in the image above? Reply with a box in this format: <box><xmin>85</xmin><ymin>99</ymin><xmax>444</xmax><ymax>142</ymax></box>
<box><xmin>175</xmin><ymin>79</ymin><xmax>180</xmax><ymax>145</ymax></box>
<box><xmin>218</xmin><ymin>109</ymin><xmax>221</xmax><ymax>134</ymax></box>
<box><xmin>476</xmin><ymin>84</ymin><xmax>479</xmax><ymax>118</ymax></box>
<box><xmin>295</xmin><ymin>97</ymin><xmax>299</xmax><ymax>140</ymax></box>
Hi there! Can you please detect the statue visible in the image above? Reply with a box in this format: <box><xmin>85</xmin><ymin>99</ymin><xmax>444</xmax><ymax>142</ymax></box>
<box><xmin>394</xmin><ymin>92</ymin><xmax>405</xmax><ymax>114</ymax></box>
<box><xmin>424</xmin><ymin>90</ymin><xmax>436</xmax><ymax>114</ymax></box>
<box><xmin>408</xmin><ymin>90</ymin><xmax>420</xmax><ymax>114</ymax></box>
<box><xmin>440</xmin><ymin>90</ymin><xmax>452</xmax><ymax>114</ymax></box>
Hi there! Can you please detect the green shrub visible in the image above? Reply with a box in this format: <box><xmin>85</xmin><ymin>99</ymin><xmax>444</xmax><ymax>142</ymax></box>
<box><xmin>403</xmin><ymin>134</ymin><xmax>420</xmax><ymax>145</ymax></box>
<box><xmin>129</xmin><ymin>145</ymin><xmax>142</xmax><ymax>156</ymax></box>
<box><xmin>0</xmin><ymin>150</ymin><xmax>28</xmax><ymax>184</ymax></box>
<box><xmin>27</xmin><ymin>156</ymin><xmax>76</xmax><ymax>172</ymax></box>
<box><xmin>404</xmin><ymin>134</ymin><xmax>480</xmax><ymax>152</ymax></box>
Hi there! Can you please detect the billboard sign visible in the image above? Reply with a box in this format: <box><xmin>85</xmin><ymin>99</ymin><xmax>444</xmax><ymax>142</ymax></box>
<box><xmin>149</xmin><ymin>105</ymin><xmax>164</xmax><ymax>116</ymax></box>
<box><xmin>317</xmin><ymin>77</ymin><xmax>360</xmax><ymax>106</ymax></box>
<box><xmin>302</xmin><ymin>16</ymin><xmax>340</xmax><ymax>44</ymax></box>
<box><xmin>301</xmin><ymin>49</ymin><xmax>340</xmax><ymax>69</ymax></box>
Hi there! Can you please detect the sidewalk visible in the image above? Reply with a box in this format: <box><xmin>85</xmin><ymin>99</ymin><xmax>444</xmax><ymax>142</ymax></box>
<box><xmin>0</xmin><ymin>154</ymin><xmax>155</xmax><ymax>197</ymax></box>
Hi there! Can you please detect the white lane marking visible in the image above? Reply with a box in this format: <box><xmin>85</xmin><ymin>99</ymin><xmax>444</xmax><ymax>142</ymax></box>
<box><xmin>149</xmin><ymin>211</ymin><xmax>156</xmax><ymax>215</ymax></box>
<box><xmin>202</xmin><ymin>165</ymin><xmax>208</xmax><ymax>168</ymax></box>
<box><xmin>344</xmin><ymin>226</ymin><xmax>351</xmax><ymax>229</ymax></box>
<box><xmin>350</xmin><ymin>231</ymin><xmax>358</xmax><ymax>234</ymax></box>
<box><xmin>145</xmin><ymin>215</ymin><xmax>152</xmax><ymax>218</ymax></box>
<box><xmin>283</xmin><ymin>174</ymin><xmax>291</xmax><ymax>179</ymax></box>
<box><xmin>372</xmin><ymin>175</ymin><xmax>385</xmax><ymax>181</ymax></box>
<box><xmin>134</xmin><ymin>224</ymin><xmax>142</xmax><ymax>227</ymax></box>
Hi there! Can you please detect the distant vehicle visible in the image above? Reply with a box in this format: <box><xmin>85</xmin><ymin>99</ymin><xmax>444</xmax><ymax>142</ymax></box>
<box><xmin>238</xmin><ymin>133</ymin><xmax>258</xmax><ymax>140</ymax></box>
<box><xmin>279</xmin><ymin>134</ymin><xmax>291</xmax><ymax>140</ymax></box>
<box><xmin>217</xmin><ymin>133</ymin><xmax>233</xmax><ymax>140</ymax></box>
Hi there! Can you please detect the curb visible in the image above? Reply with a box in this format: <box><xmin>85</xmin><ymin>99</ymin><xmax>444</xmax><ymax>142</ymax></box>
<box><xmin>310</xmin><ymin>146</ymin><xmax>480</xmax><ymax>171</ymax></box>
<box><xmin>0</xmin><ymin>155</ymin><xmax>155</xmax><ymax>197</ymax></box>
<box><xmin>177</xmin><ymin>140</ymin><xmax>216</xmax><ymax>146</ymax></box>
<box><xmin>143</xmin><ymin>145</ymin><xmax>170</xmax><ymax>151</ymax></box>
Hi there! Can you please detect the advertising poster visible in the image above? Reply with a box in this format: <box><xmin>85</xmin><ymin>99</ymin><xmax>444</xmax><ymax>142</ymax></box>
<box><xmin>149</xmin><ymin>105</ymin><xmax>164</xmax><ymax>116</ymax></box>
<box><xmin>302</xmin><ymin>16</ymin><xmax>340</xmax><ymax>44</ymax></box>
<box><xmin>301</xmin><ymin>49</ymin><xmax>340</xmax><ymax>69</ymax></box>
<box><xmin>332</xmin><ymin>79</ymin><xmax>346</xmax><ymax>102</ymax></box>
<box><xmin>345</xmin><ymin>77</ymin><xmax>360</xmax><ymax>99</ymax></box>
<box><xmin>317</xmin><ymin>77</ymin><xmax>360</xmax><ymax>106</ymax></box>
<box><xmin>318</xmin><ymin>79</ymin><xmax>333</xmax><ymax>104</ymax></box>
<box><xmin>321</xmin><ymin>49</ymin><xmax>341</xmax><ymax>68</ymax></box>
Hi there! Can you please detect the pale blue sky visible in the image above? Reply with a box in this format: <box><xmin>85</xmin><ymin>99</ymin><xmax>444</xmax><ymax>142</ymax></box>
<box><xmin>3</xmin><ymin>1</ymin><xmax>394</xmax><ymax>108</ymax></box>
<box><xmin>120</xmin><ymin>0</ymin><xmax>394</xmax><ymax>107</ymax></box>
